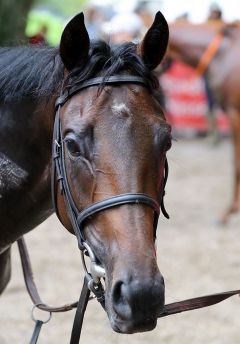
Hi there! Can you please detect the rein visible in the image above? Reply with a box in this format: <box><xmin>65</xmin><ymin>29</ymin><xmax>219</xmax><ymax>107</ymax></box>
<box><xmin>17</xmin><ymin>74</ymin><xmax>240</xmax><ymax>343</ymax></box>
<box><xmin>18</xmin><ymin>236</ymin><xmax>240</xmax><ymax>343</ymax></box>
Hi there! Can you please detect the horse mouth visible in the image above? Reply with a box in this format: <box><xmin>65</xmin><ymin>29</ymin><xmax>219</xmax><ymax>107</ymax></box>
<box><xmin>109</xmin><ymin>314</ymin><xmax>158</xmax><ymax>334</ymax></box>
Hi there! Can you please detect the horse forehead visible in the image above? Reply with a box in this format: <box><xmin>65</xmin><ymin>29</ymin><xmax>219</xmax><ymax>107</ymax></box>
<box><xmin>111</xmin><ymin>101</ymin><xmax>131</xmax><ymax>116</ymax></box>
<box><xmin>63</xmin><ymin>86</ymin><xmax>159</xmax><ymax>126</ymax></box>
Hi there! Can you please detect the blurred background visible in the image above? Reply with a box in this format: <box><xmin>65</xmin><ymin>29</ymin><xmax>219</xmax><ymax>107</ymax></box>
<box><xmin>0</xmin><ymin>0</ymin><xmax>240</xmax><ymax>343</ymax></box>
<box><xmin>1</xmin><ymin>0</ymin><xmax>239</xmax><ymax>135</ymax></box>
<box><xmin>1</xmin><ymin>0</ymin><xmax>240</xmax><ymax>45</ymax></box>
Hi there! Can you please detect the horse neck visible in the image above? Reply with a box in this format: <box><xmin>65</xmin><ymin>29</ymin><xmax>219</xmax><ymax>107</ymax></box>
<box><xmin>169</xmin><ymin>23</ymin><xmax>218</xmax><ymax>68</ymax></box>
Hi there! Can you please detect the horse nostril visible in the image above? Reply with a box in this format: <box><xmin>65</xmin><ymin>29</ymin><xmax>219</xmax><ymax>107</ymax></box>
<box><xmin>111</xmin><ymin>274</ymin><xmax>165</xmax><ymax>321</ymax></box>
<box><xmin>112</xmin><ymin>281</ymin><xmax>123</xmax><ymax>304</ymax></box>
<box><xmin>112</xmin><ymin>281</ymin><xmax>132</xmax><ymax>320</ymax></box>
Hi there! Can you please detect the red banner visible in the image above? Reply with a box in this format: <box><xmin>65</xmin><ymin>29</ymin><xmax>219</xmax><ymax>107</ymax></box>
<box><xmin>161</xmin><ymin>61</ymin><xmax>229</xmax><ymax>135</ymax></box>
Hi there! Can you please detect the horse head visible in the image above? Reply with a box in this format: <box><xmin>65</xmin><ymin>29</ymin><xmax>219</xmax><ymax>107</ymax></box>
<box><xmin>53</xmin><ymin>12</ymin><xmax>171</xmax><ymax>334</ymax></box>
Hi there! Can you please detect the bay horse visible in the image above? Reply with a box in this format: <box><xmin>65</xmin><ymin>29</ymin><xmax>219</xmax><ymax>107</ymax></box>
<box><xmin>0</xmin><ymin>12</ymin><xmax>171</xmax><ymax>334</ymax></box>
<box><xmin>167</xmin><ymin>21</ymin><xmax>240</xmax><ymax>223</ymax></box>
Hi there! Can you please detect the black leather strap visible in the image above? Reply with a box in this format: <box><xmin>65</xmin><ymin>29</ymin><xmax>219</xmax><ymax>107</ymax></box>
<box><xmin>77</xmin><ymin>193</ymin><xmax>160</xmax><ymax>226</ymax></box>
<box><xmin>160</xmin><ymin>159</ymin><xmax>169</xmax><ymax>219</ymax></box>
<box><xmin>55</xmin><ymin>75</ymin><xmax>147</xmax><ymax>108</ymax></box>
<box><xmin>29</xmin><ymin>320</ymin><xmax>43</xmax><ymax>344</ymax></box>
<box><xmin>70</xmin><ymin>276</ymin><xmax>91</xmax><ymax>344</ymax></box>
<box><xmin>159</xmin><ymin>289</ymin><xmax>240</xmax><ymax>317</ymax></box>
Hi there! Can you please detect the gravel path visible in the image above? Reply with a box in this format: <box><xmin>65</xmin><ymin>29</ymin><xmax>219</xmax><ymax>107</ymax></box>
<box><xmin>0</xmin><ymin>138</ymin><xmax>240</xmax><ymax>344</ymax></box>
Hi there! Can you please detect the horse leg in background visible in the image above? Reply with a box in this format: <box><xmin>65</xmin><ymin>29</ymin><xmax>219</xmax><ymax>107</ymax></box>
<box><xmin>221</xmin><ymin>108</ymin><xmax>240</xmax><ymax>223</ymax></box>
<box><xmin>203</xmin><ymin>74</ymin><xmax>219</xmax><ymax>144</ymax></box>
<box><xmin>0</xmin><ymin>247</ymin><xmax>11</xmax><ymax>295</ymax></box>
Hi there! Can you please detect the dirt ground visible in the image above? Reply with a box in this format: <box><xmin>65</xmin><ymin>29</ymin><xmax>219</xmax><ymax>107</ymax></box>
<box><xmin>0</xmin><ymin>137</ymin><xmax>240</xmax><ymax>344</ymax></box>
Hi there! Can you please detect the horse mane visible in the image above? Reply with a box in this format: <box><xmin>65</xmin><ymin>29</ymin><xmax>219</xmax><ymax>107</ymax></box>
<box><xmin>0</xmin><ymin>46</ymin><xmax>63</xmax><ymax>103</ymax></box>
<box><xmin>0</xmin><ymin>41</ymin><xmax>159</xmax><ymax>104</ymax></box>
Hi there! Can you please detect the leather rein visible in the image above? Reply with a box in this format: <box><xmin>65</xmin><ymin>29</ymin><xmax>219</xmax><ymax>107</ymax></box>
<box><xmin>17</xmin><ymin>75</ymin><xmax>240</xmax><ymax>344</ymax></box>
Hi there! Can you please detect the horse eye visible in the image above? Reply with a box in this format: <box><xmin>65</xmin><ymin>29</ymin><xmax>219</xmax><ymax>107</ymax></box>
<box><xmin>65</xmin><ymin>139</ymin><xmax>81</xmax><ymax>157</ymax></box>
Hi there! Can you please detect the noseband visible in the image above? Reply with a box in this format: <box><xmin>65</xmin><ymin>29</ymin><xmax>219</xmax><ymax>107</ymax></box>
<box><xmin>52</xmin><ymin>75</ymin><xmax>169</xmax><ymax>260</ymax></box>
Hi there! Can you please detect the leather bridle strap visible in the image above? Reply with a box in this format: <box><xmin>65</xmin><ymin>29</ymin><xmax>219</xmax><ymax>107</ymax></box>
<box><xmin>70</xmin><ymin>274</ymin><xmax>105</xmax><ymax>344</ymax></box>
<box><xmin>55</xmin><ymin>75</ymin><xmax>148</xmax><ymax>108</ymax></box>
<box><xmin>77</xmin><ymin>193</ymin><xmax>160</xmax><ymax>228</ymax></box>
<box><xmin>159</xmin><ymin>289</ymin><xmax>240</xmax><ymax>317</ymax></box>
<box><xmin>69</xmin><ymin>276</ymin><xmax>90</xmax><ymax>344</ymax></box>
<box><xmin>17</xmin><ymin>237</ymin><xmax>78</xmax><ymax>313</ymax></box>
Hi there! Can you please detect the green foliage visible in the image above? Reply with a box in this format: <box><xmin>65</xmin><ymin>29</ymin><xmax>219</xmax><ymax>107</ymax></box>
<box><xmin>26</xmin><ymin>9</ymin><xmax>64</xmax><ymax>46</ymax></box>
<box><xmin>35</xmin><ymin>0</ymin><xmax>88</xmax><ymax>16</ymax></box>
<box><xmin>0</xmin><ymin>0</ymin><xmax>88</xmax><ymax>46</ymax></box>
<box><xmin>25</xmin><ymin>0</ymin><xmax>89</xmax><ymax>46</ymax></box>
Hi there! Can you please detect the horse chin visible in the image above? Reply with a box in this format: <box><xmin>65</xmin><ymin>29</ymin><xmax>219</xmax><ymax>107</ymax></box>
<box><xmin>108</xmin><ymin>313</ymin><xmax>158</xmax><ymax>334</ymax></box>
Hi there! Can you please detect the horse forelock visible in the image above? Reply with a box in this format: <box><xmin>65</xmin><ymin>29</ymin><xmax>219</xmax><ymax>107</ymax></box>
<box><xmin>0</xmin><ymin>40</ymin><xmax>162</xmax><ymax>108</ymax></box>
<box><xmin>65</xmin><ymin>41</ymin><xmax>160</xmax><ymax>93</ymax></box>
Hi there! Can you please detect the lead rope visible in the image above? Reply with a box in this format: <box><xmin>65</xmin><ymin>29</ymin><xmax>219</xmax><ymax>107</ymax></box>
<box><xmin>18</xmin><ymin>236</ymin><xmax>240</xmax><ymax>344</ymax></box>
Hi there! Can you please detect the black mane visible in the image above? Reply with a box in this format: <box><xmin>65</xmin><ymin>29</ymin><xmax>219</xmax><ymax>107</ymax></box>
<box><xmin>0</xmin><ymin>46</ymin><xmax>63</xmax><ymax>103</ymax></box>
<box><xmin>0</xmin><ymin>41</ymin><xmax>160</xmax><ymax>104</ymax></box>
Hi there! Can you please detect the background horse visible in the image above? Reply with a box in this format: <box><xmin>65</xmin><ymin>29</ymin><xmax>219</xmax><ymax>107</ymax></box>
<box><xmin>167</xmin><ymin>22</ymin><xmax>240</xmax><ymax>223</ymax></box>
<box><xmin>0</xmin><ymin>12</ymin><xmax>171</xmax><ymax>334</ymax></box>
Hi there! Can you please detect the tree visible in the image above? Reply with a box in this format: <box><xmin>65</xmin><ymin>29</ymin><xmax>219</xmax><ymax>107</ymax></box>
<box><xmin>0</xmin><ymin>0</ymin><xmax>35</xmax><ymax>45</ymax></box>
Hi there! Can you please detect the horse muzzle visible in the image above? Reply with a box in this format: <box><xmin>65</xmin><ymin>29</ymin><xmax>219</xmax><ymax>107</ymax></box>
<box><xmin>107</xmin><ymin>271</ymin><xmax>165</xmax><ymax>334</ymax></box>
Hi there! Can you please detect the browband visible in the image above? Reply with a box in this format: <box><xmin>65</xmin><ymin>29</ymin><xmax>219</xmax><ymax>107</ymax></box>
<box><xmin>55</xmin><ymin>75</ymin><xmax>147</xmax><ymax>108</ymax></box>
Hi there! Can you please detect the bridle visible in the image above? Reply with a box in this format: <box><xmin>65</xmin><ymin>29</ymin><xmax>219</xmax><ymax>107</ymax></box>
<box><xmin>17</xmin><ymin>75</ymin><xmax>240</xmax><ymax>344</ymax></box>
<box><xmin>52</xmin><ymin>74</ymin><xmax>169</xmax><ymax>275</ymax></box>
<box><xmin>52</xmin><ymin>74</ymin><xmax>169</xmax><ymax>342</ymax></box>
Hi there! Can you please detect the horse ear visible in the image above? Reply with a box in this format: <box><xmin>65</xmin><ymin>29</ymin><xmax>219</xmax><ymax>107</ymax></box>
<box><xmin>60</xmin><ymin>12</ymin><xmax>90</xmax><ymax>71</ymax></box>
<box><xmin>138</xmin><ymin>11</ymin><xmax>169</xmax><ymax>70</ymax></box>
